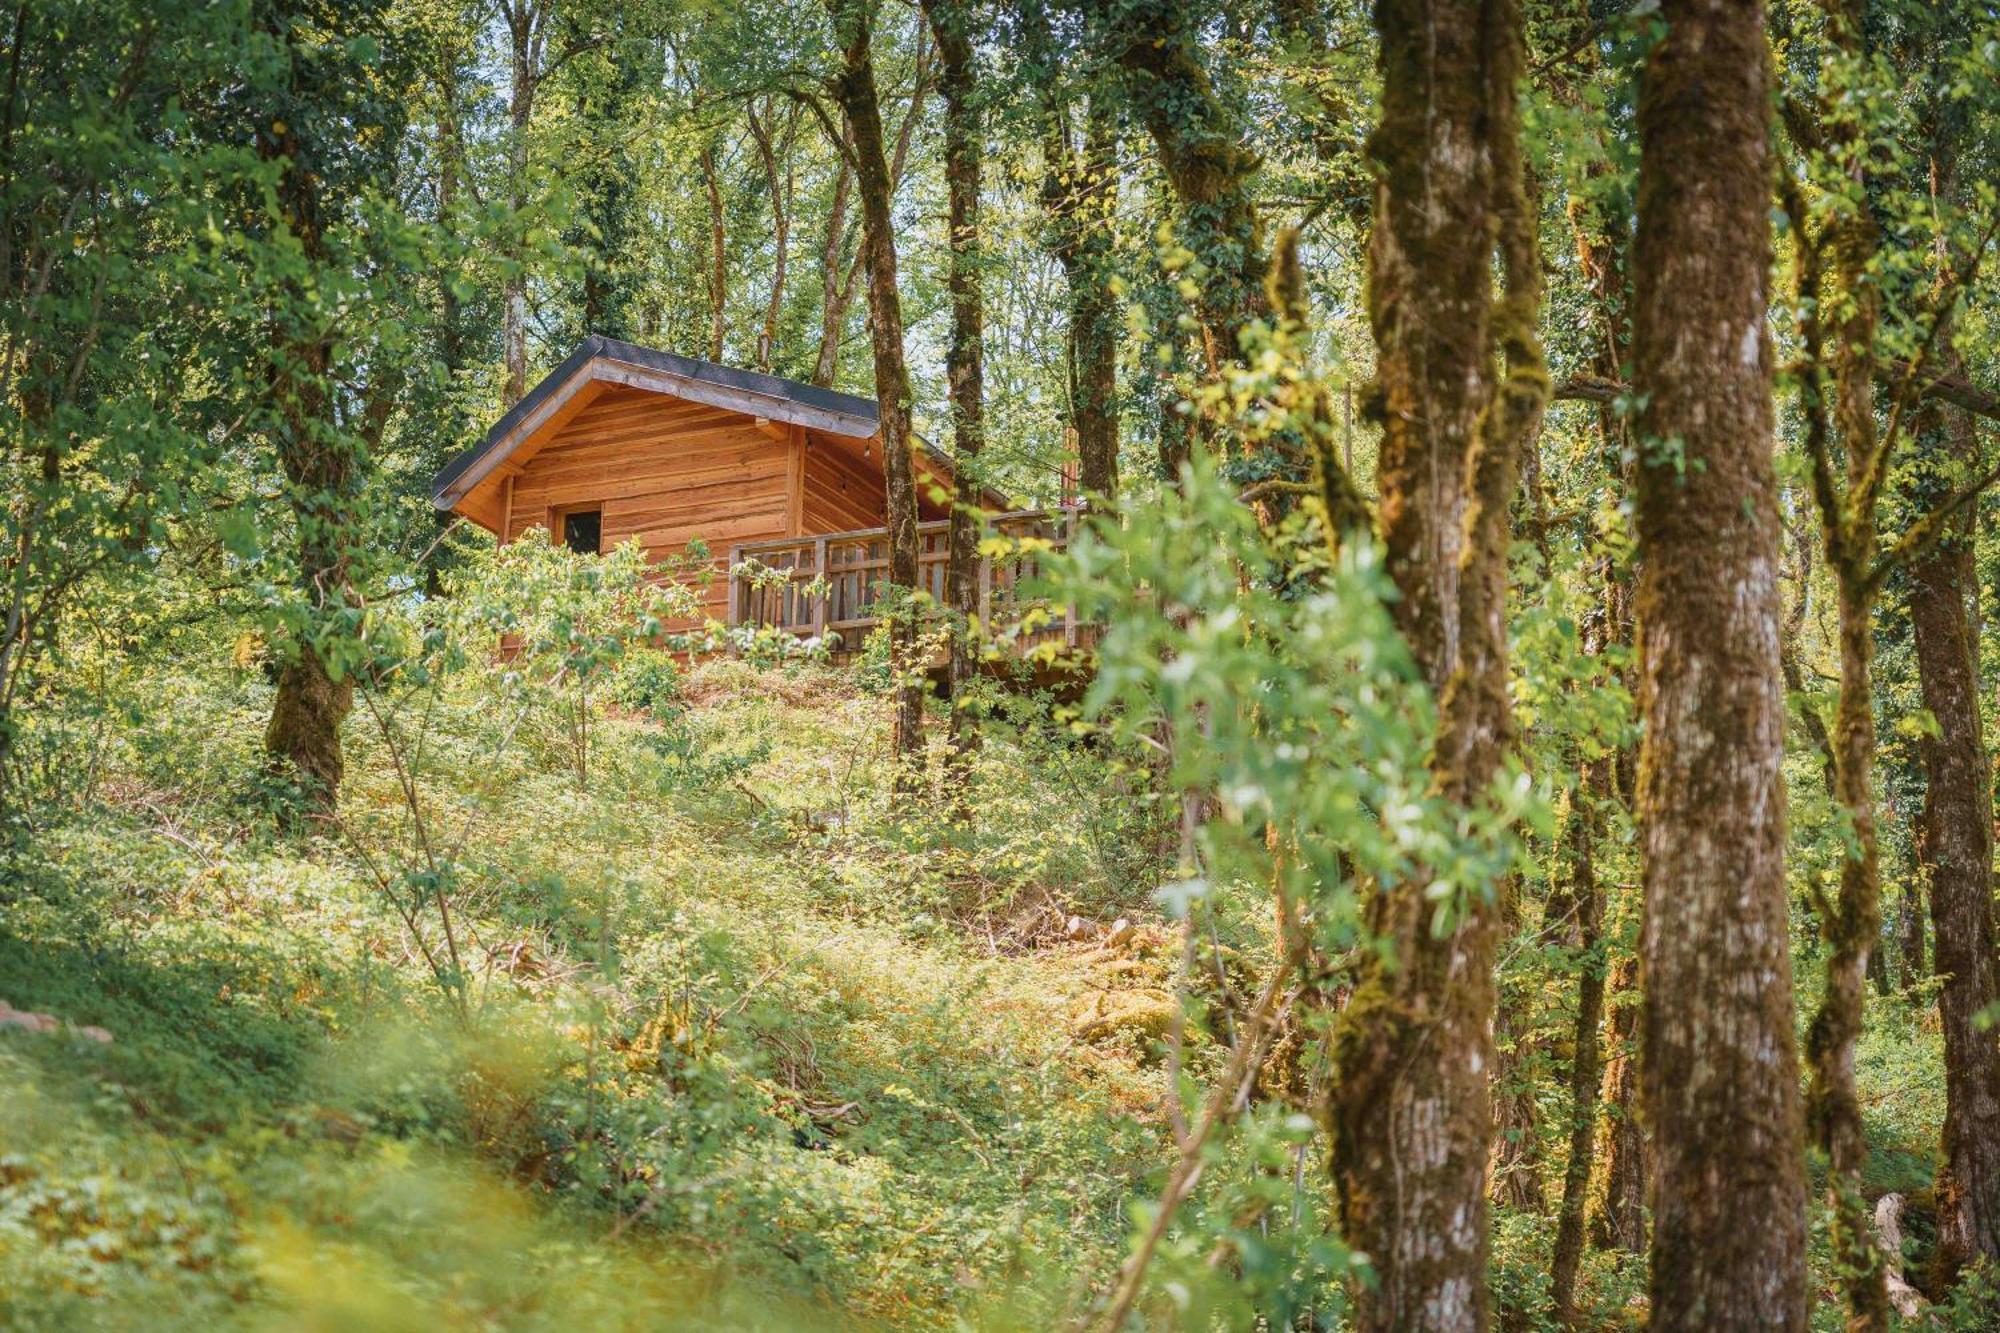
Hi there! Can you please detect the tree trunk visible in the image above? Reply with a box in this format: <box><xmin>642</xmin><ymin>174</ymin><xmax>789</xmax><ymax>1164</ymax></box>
<box><xmin>810</xmin><ymin>147</ymin><xmax>854</xmax><ymax>388</ymax></box>
<box><xmin>1589</xmin><ymin>952</ymin><xmax>1647</xmax><ymax>1255</ymax></box>
<box><xmin>502</xmin><ymin>2</ymin><xmax>544</xmax><ymax>406</ymax></box>
<box><xmin>1629</xmin><ymin>2</ymin><xmax>1809</xmax><ymax>1327</ymax></box>
<box><xmin>1027</xmin><ymin>0</ymin><xmax>1120</xmax><ymax>509</ymax></box>
<box><xmin>922</xmin><ymin>0</ymin><xmax>982</xmax><ymax>813</ymax></box>
<box><xmin>747</xmin><ymin>98</ymin><xmax>795</xmax><ymax>372</ymax></box>
<box><xmin>811</xmin><ymin>36</ymin><xmax>928</xmax><ymax>391</ymax></box>
<box><xmin>1548</xmin><ymin>774</ymin><xmax>1609</xmax><ymax>1324</ymax></box>
<box><xmin>258</xmin><ymin>117</ymin><xmax>355</xmax><ymax>819</ymax></box>
<box><xmin>1104</xmin><ymin>0</ymin><xmax>1266</xmax><ymax>370</ymax></box>
<box><xmin>828</xmin><ymin>0</ymin><xmax>923</xmax><ymax>787</ymax></box>
<box><xmin>1795</xmin><ymin>8</ymin><xmax>1891</xmax><ymax>1318</ymax></box>
<box><xmin>700</xmin><ymin>140</ymin><xmax>727</xmax><ymax>362</ymax></box>
<box><xmin>1909</xmin><ymin>389</ymin><xmax>2000</xmax><ymax>1288</ymax></box>
<box><xmin>1548</xmin><ymin>152</ymin><xmax>1633</xmax><ymax>1307</ymax></box>
<box><xmin>1327</xmin><ymin>3</ymin><xmax>1545</xmax><ymax>1328</ymax></box>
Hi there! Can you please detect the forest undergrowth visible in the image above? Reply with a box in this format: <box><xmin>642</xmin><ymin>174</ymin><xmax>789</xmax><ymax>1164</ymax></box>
<box><xmin>0</xmin><ymin>639</ymin><xmax>1979</xmax><ymax>1330</ymax></box>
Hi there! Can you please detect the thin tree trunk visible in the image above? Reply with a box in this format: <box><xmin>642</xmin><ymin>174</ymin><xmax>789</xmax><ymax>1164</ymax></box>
<box><xmin>700</xmin><ymin>140</ymin><xmax>727</xmax><ymax>362</ymax></box>
<box><xmin>1629</xmin><ymin>2</ymin><xmax>1809</xmax><ymax>1326</ymax></box>
<box><xmin>502</xmin><ymin>2</ymin><xmax>546</xmax><ymax>406</ymax></box>
<box><xmin>827</xmin><ymin>0</ymin><xmax>923</xmax><ymax>788</ymax></box>
<box><xmin>1793</xmin><ymin>8</ymin><xmax>1891</xmax><ymax>1318</ymax></box>
<box><xmin>810</xmin><ymin>149</ymin><xmax>853</xmax><ymax>387</ymax></box>
<box><xmin>1550</xmin><ymin>184</ymin><xmax>1641</xmax><ymax>1302</ymax></box>
<box><xmin>1057</xmin><ymin>104</ymin><xmax>1119</xmax><ymax>507</ymax></box>
<box><xmin>1910</xmin><ymin>384</ymin><xmax>2000</xmax><ymax>1288</ymax></box>
<box><xmin>922</xmin><ymin>0</ymin><xmax>982</xmax><ymax>815</ymax></box>
<box><xmin>1589</xmin><ymin>952</ymin><xmax>1647</xmax><ymax>1254</ymax></box>
<box><xmin>1027</xmin><ymin>1</ymin><xmax>1119</xmax><ymax>508</ymax></box>
<box><xmin>1327</xmin><ymin>3</ymin><xmax>1546</xmax><ymax>1328</ymax></box>
<box><xmin>747</xmin><ymin>99</ymin><xmax>795</xmax><ymax>372</ymax></box>
<box><xmin>811</xmin><ymin>36</ymin><xmax>928</xmax><ymax>389</ymax></box>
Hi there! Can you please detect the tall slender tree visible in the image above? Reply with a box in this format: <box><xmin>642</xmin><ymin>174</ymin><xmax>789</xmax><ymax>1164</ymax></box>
<box><xmin>1024</xmin><ymin>0</ymin><xmax>1119</xmax><ymax>507</ymax></box>
<box><xmin>498</xmin><ymin>0</ymin><xmax>599</xmax><ymax>404</ymax></box>
<box><xmin>920</xmin><ymin>0</ymin><xmax>985</xmax><ymax>808</ymax></box>
<box><xmin>826</xmin><ymin>0</ymin><xmax>924</xmax><ymax>783</ymax></box>
<box><xmin>1904</xmin><ymin>106</ymin><xmax>2000</xmax><ymax>1281</ymax></box>
<box><xmin>1629</xmin><ymin>1</ymin><xmax>1809</xmax><ymax>1325</ymax></box>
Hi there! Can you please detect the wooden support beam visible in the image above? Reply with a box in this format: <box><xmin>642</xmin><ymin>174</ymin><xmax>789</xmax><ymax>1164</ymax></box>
<box><xmin>812</xmin><ymin>536</ymin><xmax>829</xmax><ymax>641</ymax></box>
<box><xmin>786</xmin><ymin>423</ymin><xmax>807</xmax><ymax>534</ymax></box>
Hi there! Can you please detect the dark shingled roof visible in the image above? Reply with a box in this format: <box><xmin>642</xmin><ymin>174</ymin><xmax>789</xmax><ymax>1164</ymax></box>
<box><xmin>430</xmin><ymin>335</ymin><xmax>884</xmax><ymax>506</ymax></box>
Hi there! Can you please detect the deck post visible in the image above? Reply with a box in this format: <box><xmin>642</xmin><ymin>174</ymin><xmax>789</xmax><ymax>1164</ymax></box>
<box><xmin>812</xmin><ymin>536</ymin><xmax>829</xmax><ymax>641</ymax></box>
<box><xmin>726</xmin><ymin>544</ymin><xmax>743</xmax><ymax>644</ymax></box>
<box><xmin>1063</xmin><ymin>511</ymin><xmax>1078</xmax><ymax>648</ymax></box>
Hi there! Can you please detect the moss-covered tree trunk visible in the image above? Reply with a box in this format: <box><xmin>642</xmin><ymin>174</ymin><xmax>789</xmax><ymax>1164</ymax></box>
<box><xmin>258</xmin><ymin>58</ymin><xmax>355</xmax><ymax>820</ymax></box>
<box><xmin>1590</xmin><ymin>953</ymin><xmax>1646</xmax><ymax>1255</ymax></box>
<box><xmin>1548</xmin><ymin>764</ymin><xmax>1611</xmax><ymax>1323</ymax></box>
<box><xmin>921</xmin><ymin>0</ymin><xmax>983</xmax><ymax>808</ymax></box>
<box><xmin>828</xmin><ymin>0</ymin><xmax>924</xmax><ymax>788</ymax></box>
<box><xmin>1044</xmin><ymin>99</ymin><xmax>1120</xmax><ymax>508</ymax></box>
<box><xmin>1551</xmin><ymin>147</ymin><xmax>1635</xmax><ymax>1319</ymax></box>
<box><xmin>1793</xmin><ymin>8</ymin><xmax>1891</xmax><ymax>1319</ymax></box>
<box><xmin>1102</xmin><ymin>0</ymin><xmax>1265</xmax><ymax>371</ymax></box>
<box><xmin>1629</xmin><ymin>1</ymin><xmax>1809</xmax><ymax>1326</ymax></box>
<box><xmin>1326</xmin><ymin>2</ymin><xmax>1546</xmax><ymax>1327</ymax></box>
<box><xmin>1909</xmin><ymin>383</ymin><xmax>2000</xmax><ymax>1287</ymax></box>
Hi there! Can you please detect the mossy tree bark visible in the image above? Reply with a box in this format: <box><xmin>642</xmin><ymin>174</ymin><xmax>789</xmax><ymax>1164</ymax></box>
<box><xmin>1909</xmin><ymin>378</ymin><xmax>2000</xmax><ymax>1287</ymax></box>
<box><xmin>1589</xmin><ymin>952</ymin><xmax>1646</xmax><ymax>1255</ymax></box>
<box><xmin>257</xmin><ymin>35</ymin><xmax>360</xmax><ymax>821</ymax></box>
<box><xmin>1787</xmin><ymin>8</ymin><xmax>1899</xmax><ymax>1321</ymax></box>
<box><xmin>1325</xmin><ymin>1</ymin><xmax>1547</xmax><ymax>1327</ymax></box>
<box><xmin>1044</xmin><ymin>110</ymin><xmax>1120</xmax><ymax>505</ymax></box>
<box><xmin>1100</xmin><ymin>0</ymin><xmax>1266</xmax><ymax>372</ymax></box>
<box><xmin>827</xmin><ymin>0</ymin><xmax>925</xmax><ymax>787</ymax></box>
<box><xmin>920</xmin><ymin>0</ymin><xmax>983</xmax><ymax>808</ymax></box>
<box><xmin>1550</xmin><ymin>143</ymin><xmax>1638</xmax><ymax>1321</ymax></box>
<box><xmin>1630</xmin><ymin>1</ymin><xmax>1810</xmax><ymax>1326</ymax></box>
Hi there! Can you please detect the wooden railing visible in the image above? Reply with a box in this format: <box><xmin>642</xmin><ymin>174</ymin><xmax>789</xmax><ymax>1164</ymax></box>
<box><xmin>727</xmin><ymin>510</ymin><xmax>1079</xmax><ymax>659</ymax></box>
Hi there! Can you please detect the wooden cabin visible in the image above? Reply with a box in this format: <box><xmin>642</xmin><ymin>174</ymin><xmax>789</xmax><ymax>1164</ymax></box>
<box><xmin>432</xmin><ymin>337</ymin><xmax>1077</xmax><ymax>658</ymax></box>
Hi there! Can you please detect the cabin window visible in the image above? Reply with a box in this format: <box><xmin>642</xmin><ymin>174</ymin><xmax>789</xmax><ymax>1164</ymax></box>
<box><xmin>561</xmin><ymin>507</ymin><xmax>602</xmax><ymax>556</ymax></box>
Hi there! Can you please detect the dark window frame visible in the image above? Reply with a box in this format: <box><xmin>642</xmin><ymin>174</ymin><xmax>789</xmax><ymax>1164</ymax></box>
<box><xmin>556</xmin><ymin>505</ymin><xmax>602</xmax><ymax>556</ymax></box>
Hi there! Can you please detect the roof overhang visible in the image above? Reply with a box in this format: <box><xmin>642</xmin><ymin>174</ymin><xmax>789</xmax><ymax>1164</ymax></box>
<box><xmin>431</xmin><ymin>337</ymin><xmax>884</xmax><ymax>512</ymax></box>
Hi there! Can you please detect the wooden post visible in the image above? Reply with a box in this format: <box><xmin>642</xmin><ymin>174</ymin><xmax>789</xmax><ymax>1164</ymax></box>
<box><xmin>977</xmin><ymin>548</ymin><xmax>993</xmax><ymax>628</ymax></box>
<box><xmin>812</xmin><ymin>536</ymin><xmax>830</xmax><ymax>640</ymax></box>
<box><xmin>727</xmin><ymin>544</ymin><xmax>743</xmax><ymax>636</ymax></box>
<box><xmin>1064</xmin><ymin>511</ymin><xmax>1078</xmax><ymax>648</ymax></box>
<box><xmin>786</xmin><ymin>424</ymin><xmax>807</xmax><ymax>534</ymax></box>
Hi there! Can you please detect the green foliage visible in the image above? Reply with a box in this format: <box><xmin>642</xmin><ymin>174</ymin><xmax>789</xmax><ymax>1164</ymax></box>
<box><xmin>609</xmin><ymin>648</ymin><xmax>685</xmax><ymax>721</ymax></box>
<box><xmin>2</xmin><ymin>626</ymin><xmax>1179</xmax><ymax>1326</ymax></box>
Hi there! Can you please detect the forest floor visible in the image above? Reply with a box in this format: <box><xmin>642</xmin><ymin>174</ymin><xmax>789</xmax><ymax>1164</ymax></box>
<box><xmin>0</xmin><ymin>657</ymin><xmax>1199</xmax><ymax>1329</ymax></box>
<box><xmin>0</xmin><ymin>653</ymin><xmax>1965</xmax><ymax>1329</ymax></box>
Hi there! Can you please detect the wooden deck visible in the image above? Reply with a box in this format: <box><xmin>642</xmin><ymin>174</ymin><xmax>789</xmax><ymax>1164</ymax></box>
<box><xmin>726</xmin><ymin>510</ymin><xmax>1083</xmax><ymax>661</ymax></box>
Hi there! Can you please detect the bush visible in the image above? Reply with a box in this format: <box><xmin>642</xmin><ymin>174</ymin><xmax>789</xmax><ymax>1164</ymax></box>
<box><xmin>609</xmin><ymin>647</ymin><xmax>684</xmax><ymax>722</ymax></box>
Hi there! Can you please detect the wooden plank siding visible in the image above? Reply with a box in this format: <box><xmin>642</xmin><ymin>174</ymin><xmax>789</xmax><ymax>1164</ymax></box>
<box><xmin>502</xmin><ymin>386</ymin><xmax>794</xmax><ymax>625</ymax></box>
<box><xmin>800</xmin><ymin>430</ymin><xmax>890</xmax><ymax>534</ymax></box>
